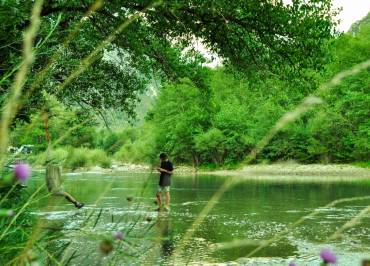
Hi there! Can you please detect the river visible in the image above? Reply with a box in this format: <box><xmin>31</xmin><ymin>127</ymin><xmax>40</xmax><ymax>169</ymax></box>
<box><xmin>29</xmin><ymin>172</ymin><xmax>370</xmax><ymax>265</ymax></box>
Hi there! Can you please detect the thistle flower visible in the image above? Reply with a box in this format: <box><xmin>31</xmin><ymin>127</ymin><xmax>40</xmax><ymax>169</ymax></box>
<box><xmin>320</xmin><ymin>248</ymin><xmax>337</xmax><ymax>264</ymax></box>
<box><xmin>14</xmin><ymin>162</ymin><xmax>31</xmax><ymax>182</ymax></box>
<box><xmin>112</xmin><ymin>231</ymin><xmax>124</xmax><ymax>240</ymax></box>
<box><xmin>288</xmin><ymin>262</ymin><xmax>297</xmax><ymax>266</ymax></box>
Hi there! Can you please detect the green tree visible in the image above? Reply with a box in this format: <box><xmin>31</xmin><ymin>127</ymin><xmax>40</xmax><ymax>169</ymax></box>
<box><xmin>1</xmin><ymin>0</ymin><xmax>337</xmax><ymax>120</ymax></box>
<box><xmin>149</xmin><ymin>78</ymin><xmax>212</xmax><ymax>165</ymax></box>
<box><xmin>10</xmin><ymin>92</ymin><xmax>96</xmax><ymax>151</ymax></box>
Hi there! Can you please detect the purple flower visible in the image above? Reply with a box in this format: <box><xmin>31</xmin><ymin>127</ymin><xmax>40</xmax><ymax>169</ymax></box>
<box><xmin>14</xmin><ymin>162</ymin><xmax>31</xmax><ymax>181</ymax></box>
<box><xmin>320</xmin><ymin>249</ymin><xmax>337</xmax><ymax>264</ymax></box>
<box><xmin>288</xmin><ymin>262</ymin><xmax>297</xmax><ymax>266</ymax></box>
<box><xmin>112</xmin><ymin>231</ymin><xmax>124</xmax><ymax>240</ymax></box>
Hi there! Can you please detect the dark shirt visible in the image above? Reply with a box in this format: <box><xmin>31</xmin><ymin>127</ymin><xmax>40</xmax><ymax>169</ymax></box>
<box><xmin>159</xmin><ymin>160</ymin><xmax>173</xmax><ymax>187</ymax></box>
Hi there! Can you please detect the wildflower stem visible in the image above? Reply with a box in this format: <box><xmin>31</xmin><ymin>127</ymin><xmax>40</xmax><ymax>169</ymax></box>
<box><xmin>0</xmin><ymin>182</ymin><xmax>18</xmax><ymax>206</ymax></box>
<box><xmin>0</xmin><ymin>184</ymin><xmax>44</xmax><ymax>241</ymax></box>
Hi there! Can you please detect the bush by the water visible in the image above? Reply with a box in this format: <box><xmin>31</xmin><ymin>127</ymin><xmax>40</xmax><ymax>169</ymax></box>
<box><xmin>34</xmin><ymin>147</ymin><xmax>112</xmax><ymax>170</ymax></box>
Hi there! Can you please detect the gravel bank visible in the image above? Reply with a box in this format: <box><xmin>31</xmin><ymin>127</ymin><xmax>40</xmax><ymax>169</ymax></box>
<box><xmin>35</xmin><ymin>162</ymin><xmax>369</xmax><ymax>179</ymax></box>
<box><xmin>204</xmin><ymin>163</ymin><xmax>370</xmax><ymax>178</ymax></box>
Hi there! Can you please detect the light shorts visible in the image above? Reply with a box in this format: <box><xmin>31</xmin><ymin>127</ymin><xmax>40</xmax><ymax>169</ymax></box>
<box><xmin>157</xmin><ymin>186</ymin><xmax>170</xmax><ymax>193</ymax></box>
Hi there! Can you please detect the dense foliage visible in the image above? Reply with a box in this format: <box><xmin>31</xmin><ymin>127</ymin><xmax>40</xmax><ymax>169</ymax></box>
<box><xmin>135</xmin><ymin>19</ymin><xmax>370</xmax><ymax>166</ymax></box>
<box><xmin>1</xmin><ymin>0</ymin><xmax>337</xmax><ymax>122</ymax></box>
<box><xmin>9</xmin><ymin>18</ymin><xmax>369</xmax><ymax>167</ymax></box>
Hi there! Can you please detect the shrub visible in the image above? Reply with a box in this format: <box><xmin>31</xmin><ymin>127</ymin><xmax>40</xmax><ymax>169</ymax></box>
<box><xmin>65</xmin><ymin>147</ymin><xmax>89</xmax><ymax>170</ymax></box>
<box><xmin>33</xmin><ymin>147</ymin><xmax>69</xmax><ymax>166</ymax></box>
<box><xmin>88</xmin><ymin>149</ymin><xmax>112</xmax><ymax>168</ymax></box>
<box><xmin>29</xmin><ymin>147</ymin><xmax>112</xmax><ymax>170</ymax></box>
<box><xmin>99</xmin><ymin>156</ymin><xmax>112</xmax><ymax>169</ymax></box>
<box><xmin>114</xmin><ymin>142</ymin><xmax>133</xmax><ymax>163</ymax></box>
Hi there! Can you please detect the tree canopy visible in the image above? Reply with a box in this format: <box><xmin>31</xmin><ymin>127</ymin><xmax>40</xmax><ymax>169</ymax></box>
<box><xmin>1</xmin><ymin>0</ymin><xmax>338</xmax><ymax>121</ymax></box>
<box><xmin>132</xmin><ymin>17</ymin><xmax>370</xmax><ymax>166</ymax></box>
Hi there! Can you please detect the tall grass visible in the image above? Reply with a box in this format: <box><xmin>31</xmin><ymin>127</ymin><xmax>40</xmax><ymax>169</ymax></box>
<box><xmin>0</xmin><ymin>0</ymin><xmax>43</xmax><ymax>167</ymax></box>
<box><xmin>1</xmin><ymin>0</ymin><xmax>370</xmax><ymax>265</ymax></box>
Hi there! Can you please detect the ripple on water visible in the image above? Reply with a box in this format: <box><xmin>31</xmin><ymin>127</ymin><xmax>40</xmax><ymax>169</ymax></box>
<box><xmin>285</xmin><ymin>209</ymin><xmax>304</xmax><ymax>213</ymax></box>
<box><xmin>180</xmin><ymin>200</ymin><xmax>210</xmax><ymax>206</ymax></box>
<box><xmin>33</xmin><ymin>211</ymin><xmax>63</xmax><ymax>219</ymax></box>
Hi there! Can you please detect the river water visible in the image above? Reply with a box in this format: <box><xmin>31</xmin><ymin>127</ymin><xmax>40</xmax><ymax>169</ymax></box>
<box><xmin>29</xmin><ymin>172</ymin><xmax>370</xmax><ymax>265</ymax></box>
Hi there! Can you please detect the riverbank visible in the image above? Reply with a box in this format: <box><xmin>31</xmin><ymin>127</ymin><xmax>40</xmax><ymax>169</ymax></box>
<box><xmin>46</xmin><ymin>162</ymin><xmax>370</xmax><ymax>179</ymax></box>
<box><xmin>32</xmin><ymin>162</ymin><xmax>197</xmax><ymax>175</ymax></box>
<box><xmin>203</xmin><ymin>163</ymin><xmax>370</xmax><ymax>179</ymax></box>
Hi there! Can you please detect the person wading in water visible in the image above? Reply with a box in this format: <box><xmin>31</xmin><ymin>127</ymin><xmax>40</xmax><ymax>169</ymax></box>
<box><xmin>156</xmin><ymin>153</ymin><xmax>173</xmax><ymax>211</ymax></box>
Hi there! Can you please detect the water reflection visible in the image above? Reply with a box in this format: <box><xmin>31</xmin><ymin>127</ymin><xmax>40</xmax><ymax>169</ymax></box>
<box><xmin>156</xmin><ymin>213</ymin><xmax>175</xmax><ymax>261</ymax></box>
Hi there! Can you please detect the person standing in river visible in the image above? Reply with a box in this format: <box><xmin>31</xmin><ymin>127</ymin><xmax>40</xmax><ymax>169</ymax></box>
<box><xmin>156</xmin><ymin>153</ymin><xmax>174</xmax><ymax>211</ymax></box>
